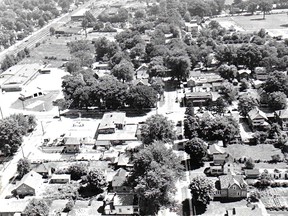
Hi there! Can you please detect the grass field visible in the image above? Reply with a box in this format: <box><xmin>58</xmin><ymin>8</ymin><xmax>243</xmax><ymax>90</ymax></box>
<box><xmin>227</xmin><ymin>144</ymin><xmax>283</xmax><ymax>161</ymax></box>
<box><xmin>215</xmin><ymin>13</ymin><xmax>288</xmax><ymax>36</ymax></box>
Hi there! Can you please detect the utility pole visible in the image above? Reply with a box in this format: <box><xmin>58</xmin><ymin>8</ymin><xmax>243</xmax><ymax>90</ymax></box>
<box><xmin>41</xmin><ymin>121</ymin><xmax>45</xmax><ymax>135</ymax></box>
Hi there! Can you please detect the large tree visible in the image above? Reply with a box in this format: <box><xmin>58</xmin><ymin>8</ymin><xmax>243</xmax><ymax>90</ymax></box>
<box><xmin>185</xmin><ymin>138</ymin><xmax>207</xmax><ymax>165</ymax></box>
<box><xmin>259</xmin><ymin>0</ymin><xmax>273</xmax><ymax>19</ymax></box>
<box><xmin>128</xmin><ymin>141</ymin><xmax>184</xmax><ymax>215</ymax></box>
<box><xmin>267</xmin><ymin>91</ymin><xmax>287</xmax><ymax>111</ymax></box>
<box><xmin>111</xmin><ymin>59</ymin><xmax>134</xmax><ymax>82</ymax></box>
<box><xmin>238</xmin><ymin>94</ymin><xmax>259</xmax><ymax>117</ymax></box>
<box><xmin>141</xmin><ymin>114</ymin><xmax>175</xmax><ymax>144</ymax></box>
<box><xmin>67</xmin><ymin>163</ymin><xmax>88</xmax><ymax>180</ymax></box>
<box><xmin>87</xmin><ymin>169</ymin><xmax>108</xmax><ymax>191</ymax></box>
<box><xmin>24</xmin><ymin>199</ymin><xmax>49</xmax><ymax>216</ymax></box>
<box><xmin>17</xmin><ymin>158</ymin><xmax>31</xmax><ymax>178</ymax></box>
<box><xmin>126</xmin><ymin>85</ymin><xmax>158</xmax><ymax>109</ymax></box>
<box><xmin>189</xmin><ymin>176</ymin><xmax>216</xmax><ymax>207</ymax></box>
<box><xmin>262</xmin><ymin>71</ymin><xmax>288</xmax><ymax>96</ymax></box>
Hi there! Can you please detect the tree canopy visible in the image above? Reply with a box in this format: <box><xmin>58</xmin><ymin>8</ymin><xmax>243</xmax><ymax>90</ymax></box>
<box><xmin>140</xmin><ymin>114</ymin><xmax>175</xmax><ymax>144</ymax></box>
<box><xmin>128</xmin><ymin>141</ymin><xmax>184</xmax><ymax>215</ymax></box>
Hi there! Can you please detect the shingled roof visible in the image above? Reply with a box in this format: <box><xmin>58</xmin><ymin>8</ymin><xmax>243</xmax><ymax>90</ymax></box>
<box><xmin>219</xmin><ymin>173</ymin><xmax>247</xmax><ymax>190</ymax></box>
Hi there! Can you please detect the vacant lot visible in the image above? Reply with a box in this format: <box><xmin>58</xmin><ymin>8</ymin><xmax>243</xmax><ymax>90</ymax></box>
<box><xmin>227</xmin><ymin>144</ymin><xmax>283</xmax><ymax>161</ymax></box>
<box><xmin>215</xmin><ymin>13</ymin><xmax>288</xmax><ymax>34</ymax></box>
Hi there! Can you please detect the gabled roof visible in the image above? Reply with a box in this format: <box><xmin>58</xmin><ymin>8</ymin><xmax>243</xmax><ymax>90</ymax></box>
<box><xmin>33</xmin><ymin>163</ymin><xmax>51</xmax><ymax>173</ymax></box>
<box><xmin>275</xmin><ymin>109</ymin><xmax>288</xmax><ymax>119</ymax></box>
<box><xmin>16</xmin><ymin>170</ymin><xmax>42</xmax><ymax>190</ymax></box>
<box><xmin>99</xmin><ymin>112</ymin><xmax>126</xmax><ymax>131</ymax></box>
<box><xmin>112</xmin><ymin>168</ymin><xmax>127</xmax><ymax>187</ymax></box>
<box><xmin>208</xmin><ymin>144</ymin><xmax>226</xmax><ymax>155</ymax></box>
<box><xmin>219</xmin><ymin>173</ymin><xmax>247</xmax><ymax>190</ymax></box>
<box><xmin>117</xmin><ymin>154</ymin><xmax>129</xmax><ymax>166</ymax></box>
<box><xmin>136</xmin><ymin>63</ymin><xmax>148</xmax><ymax>72</ymax></box>
<box><xmin>247</xmin><ymin>107</ymin><xmax>268</xmax><ymax>120</ymax></box>
<box><xmin>130</xmin><ymin>79</ymin><xmax>149</xmax><ymax>86</ymax></box>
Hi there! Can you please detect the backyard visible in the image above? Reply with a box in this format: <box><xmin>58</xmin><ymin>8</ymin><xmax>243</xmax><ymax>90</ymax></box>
<box><xmin>259</xmin><ymin>188</ymin><xmax>288</xmax><ymax>209</ymax></box>
<box><xmin>227</xmin><ymin>144</ymin><xmax>283</xmax><ymax>161</ymax></box>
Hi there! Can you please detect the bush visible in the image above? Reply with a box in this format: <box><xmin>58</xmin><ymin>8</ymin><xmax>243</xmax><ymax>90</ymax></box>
<box><xmin>63</xmin><ymin>200</ymin><xmax>74</xmax><ymax>212</ymax></box>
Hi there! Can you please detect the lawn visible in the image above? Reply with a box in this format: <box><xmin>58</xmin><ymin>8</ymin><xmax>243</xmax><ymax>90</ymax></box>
<box><xmin>215</xmin><ymin>13</ymin><xmax>288</xmax><ymax>32</ymax></box>
<box><xmin>226</xmin><ymin>144</ymin><xmax>283</xmax><ymax>161</ymax></box>
<box><xmin>203</xmin><ymin>200</ymin><xmax>247</xmax><ymax>216</ymax></box>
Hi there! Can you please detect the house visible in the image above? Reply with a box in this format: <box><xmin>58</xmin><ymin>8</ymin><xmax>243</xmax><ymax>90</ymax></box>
<box><xmin>254</xmin><ymin>67</ymin><xmax>267</xmax><ymax>81</ymax></box>
<box><xmin>71</xmin><ymin>8</ymin><xmax>90</xmax><ymax>21</ymax></box>
<box><xmin>92</xmin><ymin>62</ymin><xmax>110</xmax><ymax>71</ymax></box>
<box><xmin>95</xmin><ymin>140</ymin><xmax>111</xmax><ymax>150</ymax></box>
<box><xmin>103</xmin><ymin>193</ymin><xmax>139</xmax><ymax>215</ymax></box>
<box><xmin>13</xmin><ymin>170</ymin><xmax>43</xmax><ymax>197</ymax></box>
<box><xmin>259</xmin><ymin>168</ymin><xmax>288</xmax><ymax>180</ymax></box>
<box><xmin>130</xmin><ymin>79</ymin><xmax>149</xmax><ymax>86</ymax></box>
<box><xmin>244</xmin><ymin>169</ymin><xmax>260</xmax><ymax>179</ymax></box>
<box><xmin>214</xmin><ymin>172</ymin><xmax>248</xmax><ymax>199</ymax></box>
<box><xmin>275</xmin><ymin>109</ymin><xmax>288</xmax><ymax>131</ymax></box>
<box><xmin>135</xmin><ymin>63</ymin><xmax>149</xmax><ymax>79</ymax></box>
<box><xmin>98</xmin><ymin>112</ymin><xmax>126</xmax><ymax>134</ymax></box>
<box><xmin>114</xmin><ymin>153</ymin><xmax>133</xmax><ymax>170</ymax></box>
<box><xmin>0</xmin><ymin>199</ymin><xmax>29</xmax><ymax>216</ymax></box>
<box><xmin>19</xmin><ymin>87</ymin><xmax>45</xmax><ymax>100</ymax></box>
<box><xmin>184</xmin><ymin>92</ymin><xmax>212</xmax><ymax>107</ymax></box>
<box><xmin>185</xmin><ymin>21</ymin><xmax>201</xmax><ymax>36</ymax></box>
<box><xmin>237</xmin><ymin>69</ymin><xmax>251</xmax><ymax>80</ymax></box>
<box><xmin>64</xmin><ymin>137</ymin><xmax>81</xmax><ymax>153</ymax></box>
<box><xmin>208</xmin><ymin>142</ymin><xmax>226</xmax><ymax>157</ymax></box>
<box><xmin>33</xmin><ymin>162</ymin><xmax>53</xmax><ymax>178</ymax></box>
<box><xmin>112</xmin><ymin>168</ymin><xmax>131</xmax><ymax>193</ymax></box>
<box><xmin>213</xmin><ymin>154</ymin><xmax>233</xmax><ymax>166</ymax></box>
<box><xmin>247</xmin><ymin>107</ymin><xmax>269</xmax><ymax>130</ymax></box>
<box><xmin>50</xmin><ymin>174</ymin><xmax>71</xmax><ymax>184</ymax></box>
<box><xmin>1</xmin><ymin>63</ymin><xmax>42</xmax><ymax>92</ymax></box>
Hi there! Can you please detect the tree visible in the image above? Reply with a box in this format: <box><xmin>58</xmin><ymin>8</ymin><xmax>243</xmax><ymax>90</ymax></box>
<box><xmin>24</xmin><ymin>199</ymin><xmax>49</xmax><ymax>216</ymax></box>
<box><xmin>238</xmin><ymin>94</ymin><xmax>259</xmax><ymax>117</ymax></box>
<box><xmin>166</xmin><ymin>49</ymin><xmax>191</xmax><ymax>81</ymax></box>
<box><xmin>128</xmin><ymin>141</ymin><xmax>183</xmax><ymax>215</ymax></box>
<box><xmin>271</xmin><ymin>154</ymin><xmax>282</xmax><ymax>163</ymax></box>
<box><xmin>219</xmin><ymin>81</ymin><xmax>238</xmax><ymax>104</ymax></box>
<box><xmin>237</xmin><ymin>44</ymin><xmax>262</xmax><ymax>70</ymax></box>
<box><xmin>38</xmin><ymin>17</ymin><xmax>45</xmax><ymax>27</ymax></box>
<box><xmin>259</xmin><ymin>0</ymin><xmax>273</xmax><ymax>19</ymax></box>
<box><xmin>244</xmin><ymin>158</ymin><xmax>255</xmax><ymax>169</ymax></box>
<box><xmin>184</xmin><ymin>115</ymin><xmax>199</xmax><ymax>139</ymax></box>
<box><xmin>247</xmin><ymin>0</ymin><xmax>258</xmax><ymax>14</ymax></box>
<box><xmin>263</xmin><ymin>71</ymin><xmax>288</xmax><ymax>96</ymax></box>
<box><xmin>49</xmin><ymin>27</ymin><xmax>55</xmax><ymax>35</ymax></box>
<box><xmin>0</xmin><ymin>117</ymin><xmax>23</xmax><ymax>155</ymax></box>
<box><xmin>189</xmin><ymin>176</ymin><xmax>215</xmax><ymax>207</ymax></box>
<box><xmin>126</xmin><ymin>85</ymin><xmax>158</xmax><ymax>109</ymax></box>
<box><xmin>141</xmin><ymin>114</ymin><xmax>175</xmax><ymax>144</ymax></box>
<box><xmin>184</xmin><ymin>138</ymin><xmax>207</xmax><ymax>165</ymax></box>
<box><xmin>81</xmin><ymin>18</ymin><xmax>89</xmax><ymax>38</ymax></box>
<box><xmin>68</xmin><ymin>163</ymin><xmax>88</xmax><ymax>180</ymax></box>
<box><xmin>94</xmin><ymin>37</ymin><xmax>119</xmax><ymax>61</ymax></box>
<box><xmin>217</xmin><ymin>64</ymin><xmax>237</xmax><ymax>81</ymax></box>
<box><xmin>267</xmin><ymin>91</ymin><xmax>287</xmax><ymax>111</ymax></box>
<box><xmin>52</xmin><ymin>99</ymin><xmax>69</xmax><ymax>119</ymax></box>
<box><xmin>86</xmin><ymin>169</ymin><xmax>108</xmax><ymax>191</ymax></box>
<box><xmin>63</xmin><ymin>200</ymin><xmax>74</xmax><ymax>212</ymax></box>
<box><xmin>111</xmin><ymin>59</ymin><xmax>134</xmax><ymax>82</ymax></box>
<box><xmin>17</xmin><ymin>158</ymin><xmax>31</xmax><ymax>178</ymax></box>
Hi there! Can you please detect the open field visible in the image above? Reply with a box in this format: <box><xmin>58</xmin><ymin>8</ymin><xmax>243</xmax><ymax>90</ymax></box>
<box><xmin>260</xmin><ymin>188</ymin><xmax>288</xmax><ymax>209</ymax></box>
<box><xmin>215</xmin><ymin>13</ymin><xmax>288</xmax><ymax>37</ymax></box>
<box><xmin>227</xmin><ymin>144</ymin><xmax>283</xmax><ymax>161</ymax></box>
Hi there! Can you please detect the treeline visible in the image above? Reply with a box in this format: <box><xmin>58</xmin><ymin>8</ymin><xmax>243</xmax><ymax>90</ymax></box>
<box><xmin>1</xmin><ymin>48</ymin><xmax>30</xmax><ymax>71</ymax></box>
<box><xmin>0</xmin><ymin>113</ymin><xmax>37</xmax><ymax>156</ymax></box>
<box><xmin>0</xmin><ymin>0</ymin><xmax>77</xmax><ymax>50</ymax></box>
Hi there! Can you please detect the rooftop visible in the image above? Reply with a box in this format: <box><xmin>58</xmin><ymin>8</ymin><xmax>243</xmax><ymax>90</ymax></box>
<box><xmin>16</xmin><ymin>170</ymin><xmax>43</xmax><ymax>190</ymax></box>
<box><xmin>113</xmin><ymin>194</ymin><xmax>137</xmax><ymax>206</ymax></box>
<box><xmin>112</xmin><ymin>168</ymin><xmax>127</xmax><ymax>187</ymax></box>
<box><xmin>50</xmin><ymin>174</ymin><xmax>71</xmax><ymax>180</ymax></box>
<box><xmin>208</xmin><ymin>143</ymin><xmax>226</xmax><ymax>155</ymax></box>
<box><xmin>97</xmin><ymin>124</ymin><xmax>138</xmax><ymax>141</ymax></box>
<box><xmin>98</xmin><ymin>112</ymin><xmax>126</xmax><ymax>131</ymax></box>
<box><xmin>2</xmin><ymin>63</ymin><xmax>42</xmax><ymax>86</ymax></box>
<box><xmin>65</xmin><ymin>137</ymin><xmax>81</xmax><ymax>145</ymax></box>
<box><xmin>218</xmin><ymin>173</ymin><xmax>247</xmax><ymax>190</ymax></box>
<box><xmin>0</xmin><ymin>199</ymin><xmax>29</xmax><ymax>213</ymax></box>
<box><xmin>247</xmin><ymin>107</ymin><xmax>268</xmax><ymax>120</ymax></box>
<box><xmin>275</xmin><ymin>109</ymin><xmax>288</xmax><ymax>119</ymax></box>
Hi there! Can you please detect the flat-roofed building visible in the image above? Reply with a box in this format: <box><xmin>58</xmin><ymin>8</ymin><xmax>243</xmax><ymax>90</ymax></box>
<box><xmin>98</xmin><ymin>112</ymin><xmax>126</xmax><ymax>134</ymax></box>
<box><xmin>1</xmin><ymin>63</ymin><xmax>42</xmax><ymax>92</ymax></box>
